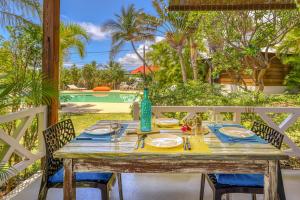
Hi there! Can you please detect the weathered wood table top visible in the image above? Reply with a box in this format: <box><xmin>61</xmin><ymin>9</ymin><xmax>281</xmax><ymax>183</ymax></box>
<box><xmin>54</xmin><ymin>120</ymin><xmax>287</xmax><ymax>161</ymax></box>
<box><xmin>54</xmin><ymin>120</ymin><xmax>288</xmax><ymax>200</ymax></box>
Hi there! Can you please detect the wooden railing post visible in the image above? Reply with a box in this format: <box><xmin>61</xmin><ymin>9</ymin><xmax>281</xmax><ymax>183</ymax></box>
<box><xmin>42</xmin><ymin>0</ymin><xmax>60</xmax><ymax>126</ymax></box>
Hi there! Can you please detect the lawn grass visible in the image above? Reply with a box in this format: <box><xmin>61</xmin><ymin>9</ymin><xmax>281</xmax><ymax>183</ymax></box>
<box><xmin>60</xmin><ymin>113</ymin><xmax>133</xmax><ymax>134</ymax></box>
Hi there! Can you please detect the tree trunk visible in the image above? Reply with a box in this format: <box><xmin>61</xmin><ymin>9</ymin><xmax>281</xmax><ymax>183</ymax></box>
<box><xmin>190</xmin><ymin>38</ymin><xmax>198</xmax><ymax>80</ymax></box>
<box><xmin>257</xmin><ymin>68</ymin><xmax>267</xmax><ymax>92</ymax></box>
<box><xmin>178</xmin><ymin>51</ymin><xmax>187</xmax><ymax>83</ymax></box>
<box><xmin>130</xmin><ymin>41</ymin><xmax>153</xmax><ymax>73</ymax></box>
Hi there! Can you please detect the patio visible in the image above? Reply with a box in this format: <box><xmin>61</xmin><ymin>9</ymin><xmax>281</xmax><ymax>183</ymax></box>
<box><xmin>1</xmin><ymin>0</ymin><xmax>300</xmax><ymax>200</ymax></box>
<box><xmin>1</xmin><ymin>105</ymin><xmax>300</xmax><ymax>199</ymax></box>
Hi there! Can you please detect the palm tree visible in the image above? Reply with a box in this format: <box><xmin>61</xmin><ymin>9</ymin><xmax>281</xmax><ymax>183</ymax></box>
<box><xmin>0</xmin><ymin>0</ymin><xmax>39</xmax><ymax>26</ymax></box>
<box><xmin>152</xmin><ymin>0</ymin><xmax>197</xmax><ymax>83</ymax></box>
<box><xmin>60</xmin><ymin>23</ymin><xmax>90</xmax><ymax>64</ymax></box>
<box><xmin>104</xmin><ymin>4</ymin><xmax>156</xmax><ymax>66</ymax></box>
<box><xmin>106</xmin><ymin>61</ymin><xmax>125</xmax><ymax>89</ymax></box>
<box><xmin>59</xmin><ymin>23</ymin><xmax>90</xmax><ymax>88</ymax></box>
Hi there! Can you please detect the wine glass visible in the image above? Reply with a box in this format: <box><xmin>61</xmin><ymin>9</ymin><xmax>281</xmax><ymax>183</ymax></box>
<box><xmin>209</xmin><ymin>107</ymin><xmax>217</xmax><ymax>131</ymax></box>
<box><xmin>110</xmin><ymin>121</ymin><xmax>120</xmax><ymax>142</ymax></box>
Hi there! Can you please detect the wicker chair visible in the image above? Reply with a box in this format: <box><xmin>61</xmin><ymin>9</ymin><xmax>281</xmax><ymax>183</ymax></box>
<box><xmin>38</xmin><ymin>119</ymin><xmax>117</xmax><ymax>200</ymax></box>
<box><xmin>200</xmin><ymin>121</ymin><xmax>286</xmax><ymax>200</ymax></box>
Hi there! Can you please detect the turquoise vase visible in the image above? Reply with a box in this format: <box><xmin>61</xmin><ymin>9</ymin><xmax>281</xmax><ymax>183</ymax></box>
<box><xmin>140</xmin><ymin>88</ymin><xmax>152</xmax><ymax>132</ymax></box>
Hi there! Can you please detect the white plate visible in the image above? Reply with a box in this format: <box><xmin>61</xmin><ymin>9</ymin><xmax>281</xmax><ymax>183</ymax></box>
<box><xmin>84</xmin><ymin>128</ymin><xmax>113</xmax><ymax>135</ymax></box>
<box><xmin>155</xmin><ymin>118</ymin><xmax>179</xmax><ymax>127</ymax></box>
<box><xmin>219</xmin><ymin>127</ymin><xmax>255</xmax><ymax>138</ymax></box>
<box><xmin>145</xmin><ymin>134</ymin><xmax>183</xmax><ymax>148</ymax></box>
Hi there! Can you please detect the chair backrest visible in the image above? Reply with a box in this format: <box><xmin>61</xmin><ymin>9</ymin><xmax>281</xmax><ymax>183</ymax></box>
<box><xmin>251</xmin><ymin>121</ymin><xmax>284</xmax><ymax>149</ymax></box>
<box><xmin>43</xmin><ymin>119</ymin><xmax>75</xmax><ymax>178</ymax></box>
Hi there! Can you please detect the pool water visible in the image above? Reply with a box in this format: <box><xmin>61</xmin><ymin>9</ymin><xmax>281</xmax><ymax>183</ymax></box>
<box><xmin>60</xmin><ymin>92</ymin><xmax>138</xmax><ymax>103</ymax></box>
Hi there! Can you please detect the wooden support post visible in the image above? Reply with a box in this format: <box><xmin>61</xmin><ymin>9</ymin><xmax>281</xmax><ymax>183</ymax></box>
<box><xmin>63</xmin><ymin>159</ymin><xmax>76</xmax><ymax>200</ymax></box>
<box><xmin>264</xmin><ymin>160</ymin><xmax>278</xmax><ymax>200</ymax></box>
<box><xmin>42</xmin><ymin>0</ymin><xmax>60</xmax><ymax>126</ymax></box>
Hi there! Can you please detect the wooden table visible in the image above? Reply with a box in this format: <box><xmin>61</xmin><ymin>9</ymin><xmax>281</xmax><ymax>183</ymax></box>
<box><xmin>54</xmin><ymin>121</ymin><xmax>288</xmax><ymax>200</ymax></box>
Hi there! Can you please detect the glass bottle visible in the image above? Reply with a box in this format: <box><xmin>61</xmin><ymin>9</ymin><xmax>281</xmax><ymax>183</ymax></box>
<box><xmin>140</xmin><ymin>88</ymin><xmax>152</xmax><ymax>132</ymax></box>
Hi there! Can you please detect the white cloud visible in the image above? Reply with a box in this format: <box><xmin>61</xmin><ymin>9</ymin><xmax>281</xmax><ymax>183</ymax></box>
<box><xmin>118</xmin><ymin>44</ymin><xmax>150</xmax><ymax>67</ymax></box>
<box><xmin>118</xmin><ymin>53</ymin><xmax>142</xmax><ymax>68</ymax></box>
<box><xmin>118</xmin><ymin>37</ymin><xmax>165</xmax><ymax>68</ymax></box>
<box><xmin>64</xmin><ymin>62</ymin><xmax>84</xmax><ymax>68</ymax></box>
<box><xmin>155</xmin><ymin>36</ymin><xmax>165</xmax><ymax>43</ymax></box>
<box><xmin>79</xmin><ymin>22</ymin><xmax>110</xmax><ymax>41</ymax></box>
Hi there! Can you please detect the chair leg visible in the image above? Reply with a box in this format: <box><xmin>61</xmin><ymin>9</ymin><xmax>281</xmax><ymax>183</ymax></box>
<box><xmin>38</xmin><ymin>172</ymin><xmax>48</xmax><ymax>200</ymax></box>
<box><xmin>38</xmin><ymin>186</ymin><xmax>48</xmax><ymax>200</ymax></box>
<box><xmin>117</xmin><ymin>173</ymin><xmax>123</xmax><ymax>200</ymax></box>
<box><xmin>225</xmin><ymin>193</ymin><xmax>230</xmax><ymax>200</ymax></box>
<box><xmin>278</xmin><ymin>168</ymin><xmax>286</xmax><ymax>200</ymax></box>
<box><xmin>214</xmin><ymin>192</ymin><xmax>222</xmax><ymax>200</ymax></box>
<box><xmin>252</xmin><ymin>194</ymin><xmax>257</xmax><ymax>200</ymax></box>
<box><xmin>199</xmin><ymin>174</ymin><xmax>205</xmax><ymax>200</ymax></box>
<box><xmin>101</xmin><ymin>186</ymin><xmax>109</xmax><ymax>200</ymax></box>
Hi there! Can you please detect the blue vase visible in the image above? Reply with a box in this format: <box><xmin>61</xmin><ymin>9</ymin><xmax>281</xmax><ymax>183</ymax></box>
<box><xmin>140</xmin><ymin>88</ymin><xmax>152</xmax><ymax>132</ymax></box>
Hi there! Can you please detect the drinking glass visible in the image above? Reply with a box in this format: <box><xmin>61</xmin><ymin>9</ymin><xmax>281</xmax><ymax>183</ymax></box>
<box><xmin>209</xmin><ymin>107</ymin><xmax>217</xmax><ymax>131</ymax></box>
<box><xmin>110</xmin><ymin>121</ymin><xmax>120</xmax><ymax>142</ymax></box>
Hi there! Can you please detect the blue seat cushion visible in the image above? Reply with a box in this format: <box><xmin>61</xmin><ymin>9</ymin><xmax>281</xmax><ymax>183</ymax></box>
<box><xmin>215</xmin><ymin>174</ymin><xmax>264</xmax><ymax>187</ymax></box>
<box><xmin>48</xmin><ymin>168</ymin><xmax>113</xmax><ymax>184</ymax></box>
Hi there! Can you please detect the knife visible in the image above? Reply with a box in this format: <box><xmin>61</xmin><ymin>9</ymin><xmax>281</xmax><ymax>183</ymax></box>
<box><xmin>76</xmin><ymin>137</ymin><xmax>108</xmax><ymax>141</ymax></box>
<box><xmin>182</xmin><ymin>137</ymin><xmax>187</xmax><ymax>150</ymax></box>
<box><xmin>186</xmin><ymin>137</ymin><xmax>192</xmax><ymax>150</ymax></box>
<box><xmin>141</xmin><ymin>135</ymin><xmax>147</xmax><ymax>148</ymax></box>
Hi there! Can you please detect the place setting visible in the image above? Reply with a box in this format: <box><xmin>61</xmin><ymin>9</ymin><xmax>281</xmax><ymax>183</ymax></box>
<box><xmin>134</xmin><ymin>116</ymin><xmax>211</xmax><ymax>153</ymax></box>
<box><xmin>207</xmin><ymin>116</ymin><xmax>268</xmax><ymax>144</ymax></box>
<box><xmin>74</xmin><ymin>121</ymin><xmax>128</xmax><ymax>143</ymax></box>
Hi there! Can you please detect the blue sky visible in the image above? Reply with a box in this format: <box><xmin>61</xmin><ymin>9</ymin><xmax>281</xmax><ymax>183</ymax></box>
<box><xmin>61</xmin><ymin>0</ymin><xmax>158</xmax><ymax>71</ymax></box>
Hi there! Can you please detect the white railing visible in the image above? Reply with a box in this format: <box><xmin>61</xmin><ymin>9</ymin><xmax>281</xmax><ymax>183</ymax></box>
<box><xmin>133</xmin><ymin>103</ymin><xmax>300</xmax><ymax>158</ymax></box>
<box><xmin>0</xmin><ymin>106</ymin><xmax>47</xmax><ymax>185</ymax></box>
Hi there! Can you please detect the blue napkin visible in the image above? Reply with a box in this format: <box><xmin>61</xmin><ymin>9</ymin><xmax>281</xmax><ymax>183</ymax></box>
<box><xmin>73</xmin><ymin>124</ymin><xmax>128</xmax><ymax>143</ymax></box>
<box><xmin>208</xmin><ymin>124</ymin><xmax>267</xmax><ymax>144</ymax></box>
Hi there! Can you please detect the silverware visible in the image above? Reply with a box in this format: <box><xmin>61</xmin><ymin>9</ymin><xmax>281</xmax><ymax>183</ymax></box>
<box><xmin>135</xmin><ymin>138</ymin><xmax>141</xmax><ymax>149</ymax></box>
<box><xmin>186</xmin><ymin>137</ymin><xmax>191</xmax><ymax>150</ymax></box>
<box><xmin>76</xmin><ymin>137</ymin><xmax>107</xmax><ymax>141</ymax></box>
<box><xmin>182</xmin><ymin>137</ymin><xmax>187</xmax><ymax>150</ymax></box>
<box><xmin>141</xmin><ymin>135</ymin><xmax>147</xmax><ymax>148</ymax></box>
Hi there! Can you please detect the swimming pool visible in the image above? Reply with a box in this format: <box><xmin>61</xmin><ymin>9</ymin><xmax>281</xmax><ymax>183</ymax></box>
<box><xmin>60</xmin><ymin>92</ymin><xmax>138</xmax><ymax>103</ymax></box>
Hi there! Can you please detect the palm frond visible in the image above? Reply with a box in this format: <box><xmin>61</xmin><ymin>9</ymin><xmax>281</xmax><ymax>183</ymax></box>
<box><xmin>60</xmin><ymin>23</ymin><xmax>90</xmax><ymax>59</ymax></box>
<box><xmin>0</xmin><ymin>162</ymin><xmax>18</xmax><ymax>185</ymax></box>
<box><xmin>0</xmin><ymin>0</ymin><xmax>40</xmax><ymax>26</ymax></box>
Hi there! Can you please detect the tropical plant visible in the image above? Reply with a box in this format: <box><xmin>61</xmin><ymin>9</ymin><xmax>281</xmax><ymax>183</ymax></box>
<box><xmin>82</xmin><ymin>61</ymin><xmax>98</xmax><ymax>89</ymax></box>
<box><xmin>210</xmin><ymin>10</ymin><xmax>300</xmax><ymax>91</ymax></box>
<box><xmin>104</xmin><ymin>4</ymin><xmax>156</xmax><ymax>66</ymax></box>
<box><xmin>148</xmin><ymin>41</ymin><xmax>185</xmax><ymax>84</ymax></box>
<box><xmin>0</xmin><ymin>163</ymin><xmax>17</xmax><ymax>185</ymax></box>
<box><xmin>105</xmin><ymin>61</ymin><xmax>125</xmax><ymax>89</ymax></box>
<box><xmin>60</xmin><ymin>23</ymin><xmax>90</xmax><ymax>63</ymax></box>
<box><xmin>0</xmin><ymin>0</ymin><xmax>39</xmax><ymax>26</ymax></box>
<box><xmin>278</xmin><ymin>27</ymin><xmax>300</xmax><ymax>93</ymax></box>
<box><xmin>152</xmin><ymin>0</ymin><xmax>199</xmax><ymax>83</ymax></box>
<box><xmin>59</xmin><ymin>23</ymin><xmax>90</xmax><ymax>88</ymax></box>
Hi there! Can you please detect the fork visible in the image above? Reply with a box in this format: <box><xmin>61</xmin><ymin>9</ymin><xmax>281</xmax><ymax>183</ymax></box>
<box><xmin>135</xmin><ymin>136</ymin><xmax>142</xmax><ymax>149</ymax></box>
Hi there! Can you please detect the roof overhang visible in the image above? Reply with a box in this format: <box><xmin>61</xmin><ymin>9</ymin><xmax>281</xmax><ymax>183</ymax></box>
<box><xmin>168</xmin><ymin>0</ymin><xmax>299</xmax><ymax>11</ymax></box>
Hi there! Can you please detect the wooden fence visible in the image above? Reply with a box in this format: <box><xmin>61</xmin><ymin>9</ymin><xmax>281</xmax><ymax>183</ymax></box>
<box><xmin>0</xmin><ymin>106</ymin><xmax>47</xmax><ymax>185</ymax></box>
